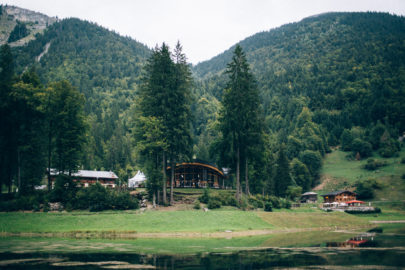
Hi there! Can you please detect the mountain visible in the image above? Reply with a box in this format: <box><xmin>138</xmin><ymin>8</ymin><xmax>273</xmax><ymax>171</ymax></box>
<box><xmin>2</xmin><ymin>7</ymin><xmax>404</xmax><ymax>190</ymax></box>
<box><xmin>2</xmin><ymin>6</ymin><xmax>152</xmax><ymax>177</ymax></box>
<box><xmin>192</xmin><ymin>12</ymin><xmax>405</xmax><ymax>163</ymax></box>
<box><xmin>0</xmin><ymin>5</ymin><xmax>57</xmax><ymax>46</ymax></box>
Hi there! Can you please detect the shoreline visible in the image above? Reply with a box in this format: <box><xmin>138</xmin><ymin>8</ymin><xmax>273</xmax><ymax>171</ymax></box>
<box><xmin>0</xmin><ymin>225</ymin><xmax>372</xmax><ymax>239</ymax></box>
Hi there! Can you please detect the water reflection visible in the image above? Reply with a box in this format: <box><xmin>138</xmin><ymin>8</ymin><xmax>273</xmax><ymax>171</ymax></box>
<box><xmin>1</xmin><ymin>231</ymin><xmax>405</xmax><ymax>269</ymax></box>
<box><xmin>327</xmin><ymin>233</ymin><xmax>377</xmax><ymax>248</ymax></box>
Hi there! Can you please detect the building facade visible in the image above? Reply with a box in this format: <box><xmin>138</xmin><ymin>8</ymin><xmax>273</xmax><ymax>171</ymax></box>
<box><xmin>322</xmin><ymin>190</ymin><xmax>356</xmax><ymax>203</ymax></box>
<box><xmin>167</xmin><ymin>161</ymin><xmax>226</xmax><ymax>188</ymax></box>
<box><xmin>50</xmin><ymin>169</ymin><xmax>118</xmax><ymax>188</ymax></box>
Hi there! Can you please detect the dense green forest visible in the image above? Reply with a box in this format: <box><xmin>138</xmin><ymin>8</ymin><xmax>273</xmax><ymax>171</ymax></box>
<box><xmin>1</xmin><ymin>9</ymin><xmax>404</xmax><ymax>200</ymax></box>
<box><xmin>192</xmin><ymin>12</ymin><xmax>405</xmax><ymax>194</ymax></box>
<box><xmin>10</xmin><ymin>17</ymin><xmax>151</xmax><ymax>179</ymax></box>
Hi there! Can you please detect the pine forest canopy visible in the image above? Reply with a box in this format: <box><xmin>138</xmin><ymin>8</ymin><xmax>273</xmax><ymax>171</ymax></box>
<box><xmin>1</xmin><ymin>7</ymin><xmax>404</xmax><ymax>197</ymax></box>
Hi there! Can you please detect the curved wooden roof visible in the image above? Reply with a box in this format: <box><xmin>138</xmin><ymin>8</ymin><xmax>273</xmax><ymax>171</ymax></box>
<box><xmin>171</xmin><ymin>162</ymin><xmax>224</xmax><ymax>177</ymax></box>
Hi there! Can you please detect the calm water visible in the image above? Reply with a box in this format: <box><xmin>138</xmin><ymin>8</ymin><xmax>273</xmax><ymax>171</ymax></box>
<box><xmin>1</xmin><ymin>232</ymin><xmax>405</xmax><ymax>269</ymax></box>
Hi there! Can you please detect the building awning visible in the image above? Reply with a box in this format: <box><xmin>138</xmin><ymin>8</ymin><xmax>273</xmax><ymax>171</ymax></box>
<box><xmin>346</xmin><ymin>200</ymin><xmax>365</xmax><ymax>204</ymax></box>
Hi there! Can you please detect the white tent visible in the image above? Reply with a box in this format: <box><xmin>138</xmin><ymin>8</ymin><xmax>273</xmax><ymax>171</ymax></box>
<box><xmin>128</xmin><ymin>171</ymin><xmax>146</xmax><ymax>188</ymax></box>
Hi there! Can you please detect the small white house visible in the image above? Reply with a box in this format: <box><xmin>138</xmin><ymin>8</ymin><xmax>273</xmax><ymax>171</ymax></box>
<box><xmin>128</xmin><ymin>171</ymin><xmax>146</xmax><ymax>188</ymax></box>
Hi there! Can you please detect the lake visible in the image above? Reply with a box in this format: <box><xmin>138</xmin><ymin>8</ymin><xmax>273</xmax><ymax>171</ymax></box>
<box><xmin>1</xmin><ymin>228</ymin><xmax>405</xmax><ymax>269</ymax></box>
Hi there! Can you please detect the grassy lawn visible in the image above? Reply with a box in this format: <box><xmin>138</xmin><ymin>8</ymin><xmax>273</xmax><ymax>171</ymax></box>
<box><xmin>319</xmin><ymin>149</ymin><xmax>405</xmax><ymax>201</ymax></box>
<box><xmin>0</xmin><ymin>207</ymin><xmax>377</xmax><ymax>234</ymax></box>
<box><xmin>257</xmin><ymin>210</ymin><xmax>369</xmax><ymax>229</ymax></box>
<box><xmin>321</xmin><ymin>149</ymin><xmax>404</xmax><ymax>185</ymax></box>
<box><xmin>0</xmin><ymin>210</ymin><xmax>271</xmax><ymax>233</ymax></box>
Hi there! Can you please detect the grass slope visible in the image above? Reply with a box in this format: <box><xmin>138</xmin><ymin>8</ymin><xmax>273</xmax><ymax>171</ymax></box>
<box><xmin>0</xmin><ymin>210</ymin><xmax>271</xmax><ymax>233</ymax></box>
<box><xmin>0</xmin><ymin>208</ymin><xmax>376</xmax><ymax>235</ymax></box>
<box><xmin>319</xmin><ymin>149</ymin><xmax>405</xmax><ymax>200</ymax></box>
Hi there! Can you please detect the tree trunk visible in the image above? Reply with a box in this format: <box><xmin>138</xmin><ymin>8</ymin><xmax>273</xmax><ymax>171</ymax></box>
<box><xmin>47</xmin><ymin>121</ymin><xmax>52</xmax><ymax>190</ymax></box>
<box><xmin>162</xmin><ymin>152</ymin><xmax>167</xmax><ymax>205</ymax></box>
<box><xmin>245</xmin><ymin>158</ymin><xmax>250</xmax><ymax>196</ymax></box>
<box><xmin>170</xmin><ymin>158</ymin><xmax>175</xmax><ymax>205</ymax></box>
<box><xmin>152</xmin><ymin>191</ymin><xmax>156</xmax><ymax>208</ymax></box>
<box><xmin>236</xmin><ymin>145</ymin><xmax>240</xmax><ymax>202</ymax></box>
<box><xmin>17</xmin><ymin>150</ymin><xmax>21</xmax><ymax>193</ymax></box>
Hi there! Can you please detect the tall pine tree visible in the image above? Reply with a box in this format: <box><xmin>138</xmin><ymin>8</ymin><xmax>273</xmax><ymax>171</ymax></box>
<box><xmin>218</xmin><ymin>45</ymin><xmax>261</xmax><ymax>200</ymax></box>
<box><xmin>136</xmin><ymin>42</ymin><xmax>192</xmax><ymax>205</ymax></box>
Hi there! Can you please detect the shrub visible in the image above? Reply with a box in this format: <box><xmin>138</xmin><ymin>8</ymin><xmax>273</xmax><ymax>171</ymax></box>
<box><xmin>364</xmin><ymin>158</ymin><xmax>387</xmax><ymax>171</ymax></box>
<box><xmin>355</xmin><ymin>180</ymin><xmax>375</xmax><ymax>200</ymax></box>
<box><xmin>351</xmin><ymin>138</ymin><xmax>372</xmax><ymax>158</ymax></box>
<box><xmin>194</xmin><ymin>200</ymin><xmax>201</xmax><ymax>210</ymax></box>
<box><xmin>111</xmin><ymin>192</ymin><xmax>138</xmax><ymax>210</ymax></box>
<box><xmin>222</xmin><ymin>193</ymin><xmax>238</xmax><ymax>206</ymax></box>
<box><xmin>280</xmin><ymin>198</ymin><xmax>291</xmax><ymax>209</ymax></box>
<box><xmin>286</xmin><ymin>186</ymin><xmax>303</xmax><ymax>201</ymax></box>
<box><xmin>401</xmin><ymin>157</ymin><xmax>405</xmax><ymax>164</ymax></box>
<box><xmin>264</xmin><ymin>202</ymin><xmax>273</xmax><ymax>212</ymax></box>
<box><xmin>207</xmin><ymin>197</ymin><xmax>221</xmax><ymax>209</ymax></box>
<box><xmin>199</xmin><ymin>188</ymin><xmax>210</xmax><ymax>204</ymax></box>
<box><xmin>267</xmin><ymin>196</ymin><xmax>281</xmax><ymax>209</ymax></box>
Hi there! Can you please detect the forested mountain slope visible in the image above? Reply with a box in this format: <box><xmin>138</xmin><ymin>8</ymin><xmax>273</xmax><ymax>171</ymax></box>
<box><xmin>9</xmin><ymin>15</ymin><xmax>151</xmax><ymax>177</ymax></box>
<box><xmin>193</xmin><ymin>12</ymin><xmax>405</xmax><ymax>164</ymax></box>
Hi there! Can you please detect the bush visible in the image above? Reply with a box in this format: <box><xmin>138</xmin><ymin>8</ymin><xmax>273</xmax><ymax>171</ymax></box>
<box><xmin>199</xmin><ymin>188</ymin><xmax>210</xmax><ymax>204</ymax></box>
<box><xmin>207</xmin><ymin>197</ymin><xmax>221</xmax><ymax>209</ymax></box>
<box><xmin>355</xmin><ymin>180</ymin><xmax>376</xmax><ymax>200</ymax></box>
<box><xmin>194</xmin><ymin>200</ymin><xmax>201</xmax><ymax>210</ymax></box>
<box><xmin>279</xmin><ymin>198</ymin><xmax>291</xmax><ymax>209</ymax></box>
<box><xmin>286</xmin><ymin>186</ymin><xmax>303</xmax><ymax>201</ymax></box>
<box><xmin>266</xmin><ymin>196</ymin><xmax>281</xmax><ymax>209</ymax></box>
<box><xmin>264</xmin><ymin>202</ymin><xmax>273</xmax><ymax>212</ymax></box>
<box><xmin>364</xmin><ymin>158</ymin><xmax>387</xmax><ymax>171</ymax></box>
<box><xmin>345</xmin><ymin>207</ymin><xmax>381</xmax><ymax>214</ymax></box>
<box><xmin>222</xmin><ymin>193</ymin><xmax>238</xmax><ymax>206</ymax></box>
<box><xmin>351</xmin><ymin>138</ymin><xmax>372</xmax><ymax>158</ymax></box>
<box><xmin>401</xmin><ymin>157</ymin><xmax>405</xmax><ymax>164</ymax></box>
<box><xmin>111</xmin><ymin>192</ymin><xmax>138</xmax><ymax>210</ymax></box>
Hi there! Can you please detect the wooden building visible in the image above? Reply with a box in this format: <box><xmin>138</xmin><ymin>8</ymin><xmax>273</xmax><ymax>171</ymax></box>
<box><xmin>167</xmin><ymin>161</ymin><xmax>226</xmax><ymax>188</ymax></box>
<box><xmin>50</xmin><ymin>169</ymin><xmax>118</xmax><ymax>188</ymax></box>
<box><xmin>321</xmin><ymin>190</ymin><xmax>356</xmax><ymax>203</ymax></box>
<box><xmin>300</xmin><ymin>192</ymin><xmax>318</xmax><ymax>203</ymax></box>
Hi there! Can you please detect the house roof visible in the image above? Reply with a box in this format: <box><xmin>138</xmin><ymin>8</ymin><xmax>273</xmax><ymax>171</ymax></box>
<box><xmin>322</xmin><ymin>190</ymin><xmax>356</xmax><ymax>197</ymax></box>
<box><xmin>50</xmin><ymin>169</ymin><xmax>118</xmax><ymax>179</ymax></box>
<box><xmin>74</xmin><ymin>170</ymin><xmax>118</xmax><ymax>179</ymax></box>
<box><xmin>302</xmin><ymin>192</ymin><xmax>318</xmax><ymax>196</ymax></box>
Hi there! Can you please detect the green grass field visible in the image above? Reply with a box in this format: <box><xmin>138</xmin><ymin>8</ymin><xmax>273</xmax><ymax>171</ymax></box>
<box><xmin>0</xmin><ymin>207</ymin><xmax>384</xmax><ymax>235</ymax></box>
<box><xmin>0</xmin><ymin>210</ymin><xmax>271</xmax><ymax>233</ymax></box>
<box><xmin>319</xmin><ymin>148</ymin><xmax>405</xmax><ymax>201</ymax></box>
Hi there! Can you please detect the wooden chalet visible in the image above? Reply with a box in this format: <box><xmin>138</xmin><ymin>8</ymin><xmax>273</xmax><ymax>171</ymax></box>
<box><xmin>167</xmin><ymin>160</ymin><xmax>226</xmax><ymax>188</ymax></box>
<box><xmin>300</xmin><ymin>192</ymin><xmax>318</xmax><ymax>203</ymax></box>
<box><xmin>50</xmin><ymin>169</ymin><xmax>118</xmax><ymax>188</ymax></box>
<box><xmin>321</xmin><ymin>190</ymin><xmax>356</xmax><ymax>203</ymax></box>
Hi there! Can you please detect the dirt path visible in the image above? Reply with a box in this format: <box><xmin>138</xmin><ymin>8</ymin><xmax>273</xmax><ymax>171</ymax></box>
<box><xmin>370</xmin><ymin>220</ymin><xmax>405</xmax><ymax>224</ymax></box>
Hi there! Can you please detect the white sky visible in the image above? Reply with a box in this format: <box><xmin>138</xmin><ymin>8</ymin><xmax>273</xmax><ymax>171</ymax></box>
<box><xmin>2</xmin><ymin>0</ymin><xmax>405</xmax><ymax>64</ymax></box>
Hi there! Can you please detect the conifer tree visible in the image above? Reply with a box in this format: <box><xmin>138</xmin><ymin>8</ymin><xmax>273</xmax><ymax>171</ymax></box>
<box><xmin>49</xmin><ymin>80</ymin><xmax>87</xmax><ymax>175</ymax></box>
<box><xmin>0</xmin><ymin>44</ymin><xmax>16</xmax><ymax>192</ymax></box>
<box><xmin>218</xmin><ymin>45</ymin><xmax>261</xmax><ymax>200</ymax></box>
<box><xmin>274</xmin><ymin>145</ymin><xmax>292</xmax><ymax>197</ymax></box>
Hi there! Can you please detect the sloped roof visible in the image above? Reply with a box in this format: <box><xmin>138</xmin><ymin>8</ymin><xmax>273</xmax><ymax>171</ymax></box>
<box><xmin>73</xmin><ymin>170</ymin><xmax>118</xmax><ymax>179</ymax></box>
<box><xmin>302</xmin><ymin>192</ymin><xmax>317</xmax><ymax>196</ymax></box>
<box><xmin>50</xmin><ymin>169</ymin><xmax>118</xmax><ymax>179</ymax></box>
